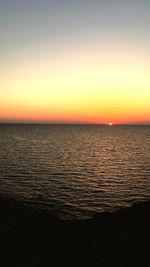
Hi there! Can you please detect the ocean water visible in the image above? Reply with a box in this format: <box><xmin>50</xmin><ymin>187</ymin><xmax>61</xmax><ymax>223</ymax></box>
<box><xmin>0</xmin><ymin>124</ymin><xmax>150</xmax><ymax>219</ymax></box>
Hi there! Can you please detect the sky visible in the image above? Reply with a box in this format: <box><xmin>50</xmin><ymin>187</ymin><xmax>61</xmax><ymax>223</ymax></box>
<box><xmin>0</xmin><ymin>0</ymin><xmax>150</xmax><ymax>124</ymax></box>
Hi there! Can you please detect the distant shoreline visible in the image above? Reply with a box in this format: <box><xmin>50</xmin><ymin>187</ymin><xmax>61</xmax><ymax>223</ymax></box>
<box><xmin>0</xmin><ymin>122</ymin><xmax>150</xmax><ymax>126</ymax></box>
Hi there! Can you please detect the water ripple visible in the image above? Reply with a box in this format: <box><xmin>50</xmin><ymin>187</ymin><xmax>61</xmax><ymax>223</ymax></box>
<box><xmin>0</xmin><ymin>124</ymin><xmax>150</xmax><ymax>219</ymax></box>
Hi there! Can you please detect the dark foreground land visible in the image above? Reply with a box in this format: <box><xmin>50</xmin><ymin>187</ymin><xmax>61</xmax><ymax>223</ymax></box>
<box><xmin>0</xmin><ymin>196</ymin><xmax>150</xmax><ymax>267</ymax></box>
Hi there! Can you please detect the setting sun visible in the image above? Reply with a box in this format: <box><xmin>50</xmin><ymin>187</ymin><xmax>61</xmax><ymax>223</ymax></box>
<box><xmin>0</xmin><ymin>1</ymin><xmax>150</xmax><ymax>266</ymax></box>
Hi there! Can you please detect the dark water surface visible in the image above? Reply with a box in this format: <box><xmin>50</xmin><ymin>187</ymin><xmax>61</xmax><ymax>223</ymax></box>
<box><xmin>0</xmin><ymin>124</ymin><xmax>150</xmax><ymax>219</ymax></box>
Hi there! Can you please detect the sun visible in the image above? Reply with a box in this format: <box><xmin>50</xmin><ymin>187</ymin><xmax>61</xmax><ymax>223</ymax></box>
<box><xmin>108</xmin><ymin>122</ymin><xmax>112</xmax><ymax>126</ymax></box>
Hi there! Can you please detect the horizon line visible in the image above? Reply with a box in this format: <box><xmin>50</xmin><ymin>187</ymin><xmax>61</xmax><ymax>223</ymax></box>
<box><xmin>0</xmin><ymin>122</ymin><xmax>150</xmax><ymax>126</ymax></box>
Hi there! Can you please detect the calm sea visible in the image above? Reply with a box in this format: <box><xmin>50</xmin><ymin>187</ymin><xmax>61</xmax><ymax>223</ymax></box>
<box><xmin>0</xmin><ymin>124</ymin><xmax>150</xmax><ymax>219</ymax></box>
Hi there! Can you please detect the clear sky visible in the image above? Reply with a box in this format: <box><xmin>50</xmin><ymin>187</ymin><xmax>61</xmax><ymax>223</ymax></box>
<box><xmin>1</xmin><ymin>0</ymin><xmax>150</xmax><ymax>124</ymax></box>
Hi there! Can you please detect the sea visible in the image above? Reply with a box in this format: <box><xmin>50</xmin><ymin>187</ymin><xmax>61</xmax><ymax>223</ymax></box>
<box><xmin>0</xmin><ymin>124</ymin><xmax>150</xmax><ymax>220</ymax></box>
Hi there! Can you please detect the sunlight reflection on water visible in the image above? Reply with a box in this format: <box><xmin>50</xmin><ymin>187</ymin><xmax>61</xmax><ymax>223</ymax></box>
<box><xmin>0</xmin><ymin>124</ymin><xmax>150</xmax><ymax>219</ymax></box>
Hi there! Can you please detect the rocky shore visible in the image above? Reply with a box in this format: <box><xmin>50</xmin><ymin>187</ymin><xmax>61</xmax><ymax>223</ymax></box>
<box><xmin>0</xmin><ymin>196</ymin><xmax>150</xmax><ymax>267</ymax></box>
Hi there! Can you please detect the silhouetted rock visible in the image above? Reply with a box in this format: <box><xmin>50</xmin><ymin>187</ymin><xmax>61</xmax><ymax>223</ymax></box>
<box><xmin>0</xmin><ymin>196</ymin><xmax>150</xmax><ymax>266</ymax></box>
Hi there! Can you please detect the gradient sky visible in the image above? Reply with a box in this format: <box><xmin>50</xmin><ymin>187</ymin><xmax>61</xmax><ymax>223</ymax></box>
<box><xmin>1</xmin><ymin>0</ymin><xmax>150</xmax><ymax>124</ymax></box>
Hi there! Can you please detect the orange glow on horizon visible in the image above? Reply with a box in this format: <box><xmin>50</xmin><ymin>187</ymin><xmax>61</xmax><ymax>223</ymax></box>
<box><xmin>0</xmin><ymin>47</ymin><xmax>150</xmax><ymax>124</ymax></box>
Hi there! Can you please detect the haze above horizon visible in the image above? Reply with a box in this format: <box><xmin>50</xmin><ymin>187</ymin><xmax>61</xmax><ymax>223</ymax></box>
<box><xmin>1</xmin><ymin>0</ymin><xmax>150</xmax><ymax>124</ymax></box>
